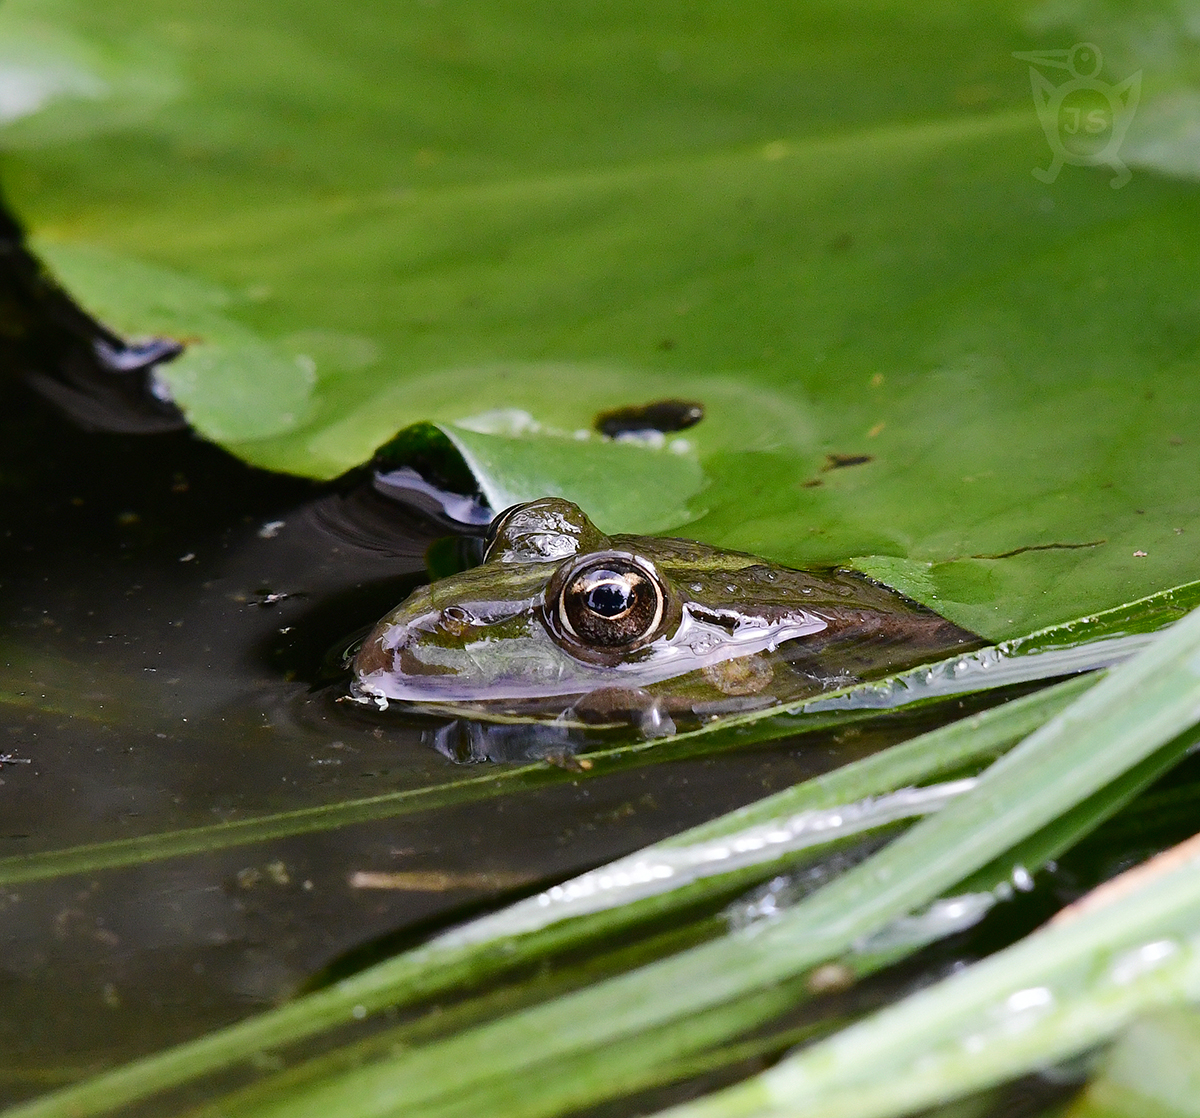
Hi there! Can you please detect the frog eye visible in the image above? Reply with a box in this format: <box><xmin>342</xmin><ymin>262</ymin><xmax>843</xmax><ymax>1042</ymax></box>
<box><xmin>557</xmin><ymin>555</ymin><xmax>665</xmax><ymax>648</ymax></box>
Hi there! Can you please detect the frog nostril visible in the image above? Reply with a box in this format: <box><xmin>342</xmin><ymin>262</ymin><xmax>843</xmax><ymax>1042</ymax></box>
<box><xmin>440</xmin><ymin>605</ymin><xmax>473</xmax><ymax>637</ymax></box>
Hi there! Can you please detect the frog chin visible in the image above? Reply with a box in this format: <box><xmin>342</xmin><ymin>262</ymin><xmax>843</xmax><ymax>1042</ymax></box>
<box><xmin>349</xmin><ymin>606</ymin><xmax>828</xmax><ymax>707</ymax></box>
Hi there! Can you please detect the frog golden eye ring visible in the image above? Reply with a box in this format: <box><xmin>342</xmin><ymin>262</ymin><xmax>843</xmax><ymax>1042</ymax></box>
<box><xmin>555</xmin><ymin>553</ymin><xmax>665</xmax><ymax>649</ymax></box>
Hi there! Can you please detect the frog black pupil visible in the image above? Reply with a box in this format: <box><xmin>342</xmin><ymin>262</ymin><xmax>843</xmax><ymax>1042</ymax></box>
<box><xmin>585</xmin><ymin>576</ymin><xmax>631</xmax><ymax>617</ymax></box>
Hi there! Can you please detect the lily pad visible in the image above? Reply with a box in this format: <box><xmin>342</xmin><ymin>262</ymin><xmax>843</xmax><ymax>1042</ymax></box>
<box><xmin>5</xmin><ymin>0</ymin><xmax>1200</xmax><ymax>639</ymax></box>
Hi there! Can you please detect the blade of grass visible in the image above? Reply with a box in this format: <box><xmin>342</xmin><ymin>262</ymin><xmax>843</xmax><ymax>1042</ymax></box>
<box><xmin>196</xmin><ymin>604</ymin><xmax>1200</xmax><ymax>1118</ymax></box>
<box><xmin>211</xmin><ymin>975</ymin><xmax>832</xmax><ymax>1118</ymax></box>
<box><xmin>1065</xmin><ymin>1006</ymin><xmax>1200</xmax><ymax>1118</ymax></box>
<box><xmin>662</xmin><ymin>834</ymin><xmax>1200</xmax><ymax>1118</ymax></box>
<box><xmin>435</xmin><ymin>675</ymin><xmax>1097</xmax><ymax>948</ymax></box>
<box><xmin>223</xmin><ymin>709</ymin><xmax>1198</xmax><ymax>1118</ymax></box>
<box><xmin>0</xmin><ymin>673</ymin><xmax>1093</xmax><ymax>1118</ymax></box>
<box><xmin>0</xmin><ymin>761</ymin><xmax>571</xmax><ymax>886</ymax></box>
<box><xmin>180</xmin><ymin>909</ymin><xmax>728</xmax><ymax>1118</ymax></box>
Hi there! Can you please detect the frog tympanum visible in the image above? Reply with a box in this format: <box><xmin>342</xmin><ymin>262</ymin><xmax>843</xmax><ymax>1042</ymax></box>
<box><xmin>351</xmin><ymin>498</ymin><xmax>979</xmax><ymax>742</ymax></box>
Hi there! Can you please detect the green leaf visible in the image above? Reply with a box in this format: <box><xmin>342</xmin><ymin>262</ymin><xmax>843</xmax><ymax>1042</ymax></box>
<box><xmin>442</xmin><ymin>420</ymin><xmax>707</xmax><ymax>535</ymax></box>
<box><xmin>33</xmin><ymin>241</ymin><xmax>315</xmax><ymax>441</ymax></box>
<box><xmin>6</xmin><ymin>0</ymin><xmax>1200</xmax><ymax>638</ymax></box>
<box><xmin>0</xmin><ymin>0</ymin><xmax>179</xmax><ymax>148</ymax></box>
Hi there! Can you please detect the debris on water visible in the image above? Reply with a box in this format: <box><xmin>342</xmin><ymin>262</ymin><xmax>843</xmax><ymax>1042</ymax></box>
<box><xmin>252</xmin><ymin>590</ymin><xmax>299</xmax><ymax>608</ymax></box>
<box><xmin>543</xmin><ymin>751</ymin><xmax>593</xmax><ymax>772</ymax></box>
<box><xmin>349</xmin><ymin>869</ymin><xmax>535</xmax><ymax>891</ymax></box>
<box><xmin>234</xmin><ymin>861</ymin><xmax>292</xmax><ymax>889</ymax></box>
<box><xmin>258</xmin><ymin>519</ymin><xmax>286</xmax><ymax>539</ymax></box>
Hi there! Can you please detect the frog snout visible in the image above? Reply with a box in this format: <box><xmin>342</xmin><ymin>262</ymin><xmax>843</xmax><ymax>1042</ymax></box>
<box><xmin>353</xmin><ymin>626</ymin><xmax>394</xmax><ymax>677</ymax></box>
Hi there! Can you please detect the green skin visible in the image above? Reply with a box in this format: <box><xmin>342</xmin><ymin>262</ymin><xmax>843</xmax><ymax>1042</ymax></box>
<box><xmin>352</xmin><ymin>498</ymin><xmax>980</xmax><ymax>732</ymax></box>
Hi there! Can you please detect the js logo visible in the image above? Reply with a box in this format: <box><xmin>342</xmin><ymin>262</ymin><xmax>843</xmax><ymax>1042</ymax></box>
<box><xmin>1013</xmin><ymin>43</ymin><xmax>1141</xmax><ymax>188</ymax></box>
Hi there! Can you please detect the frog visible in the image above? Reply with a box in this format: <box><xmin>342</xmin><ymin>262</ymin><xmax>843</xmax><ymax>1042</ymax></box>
<box><xmin>351</xmin><ymin>497</ymin><xmax>981</xmax><ymax>737</ymax></box>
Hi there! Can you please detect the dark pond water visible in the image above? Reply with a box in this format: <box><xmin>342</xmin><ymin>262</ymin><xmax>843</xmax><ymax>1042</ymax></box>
<box><xmin>0</xmin><ymin>375</ymin><xmax>908</xmax><ymax>1098</ymax></box>
<box><xmin>2</xmin><ymin>290</ymin><xmax>1199</xmax><ymax>1116</ymax></box>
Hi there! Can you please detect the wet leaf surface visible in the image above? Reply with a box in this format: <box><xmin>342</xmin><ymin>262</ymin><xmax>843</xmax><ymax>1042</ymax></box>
<box><xmin>4</xmin><ymin>0</ymin><xmax>1200</xmax><ymax>638</ymax></box>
